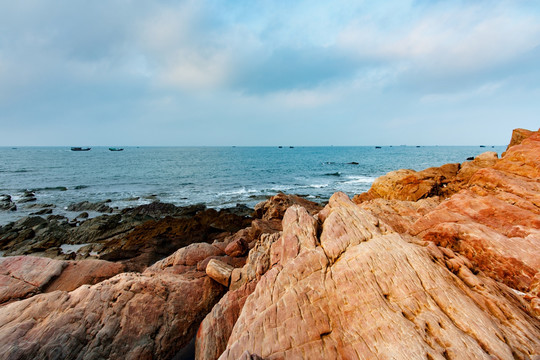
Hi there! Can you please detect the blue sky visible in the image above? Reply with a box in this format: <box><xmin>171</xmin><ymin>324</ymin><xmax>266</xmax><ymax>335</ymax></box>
<box><xmin>0</xmin><ymin>0</ymin><xmax>538</xmax><ymax>146</ymax></box>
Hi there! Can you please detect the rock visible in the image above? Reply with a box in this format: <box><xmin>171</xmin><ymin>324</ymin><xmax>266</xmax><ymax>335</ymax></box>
<box><xmin>43</xmin><ymin>259</ymin><xmax>126</xmax><ymax>292</ymax></box>
<box><xmin>219</xmin><ymin>193</ymin><xmax>540</xmax><ymax>359</ymax></box>
<box><xmin>224</xmin><ymin>237</ymin><xmax>248</xmax><ymax>257</ymax></box>
<box><xmin>0</xmin><ymin>256</ymin><xmax>65</xmax><ymax>304</ymax></box>
<box><xmin>0</xmin><ymin>256</ymin><xmax>125</xmax><ymax>304</ymax></box>
<box><xmin>67</xmin><ymin>200</ymin><xmax>114</xmax><ymax>213</ymax></box>
<box><xmin>0</xmin><ymin>194</ymin><xmax>17</xmax><ymax>211</ymax></box>
<box><xmin>409</xmin><ymin>131</ymin><xmax>540</xmax><ymax>292</ymax></box>
<box><xmin>18</xmin><ymin>190</ymin><xmax>37</xmax><ymax>203</ymax></box>
<box><xmin>196</xmin><ymin>281</ymin><xmax>258</xmax><ymax>360</ymax></box>
<box><xmin>0</xmin><ymin>271</ymin><xmax>223</xmax><ymax>360</ymax></box>
<box><xmin>100</xmin><ymin>208</ymin><xmax>251</xmax><ymax>271</ymax></box>
<box><xmin>206</xmin><ymin>259</ymin><xmax>234</xmax><ymax>286</ymax></box>
<box><xmin>502</xmin><ymin>127</ymin><xmax>535</xmax><ymax>156</ymax></box>
<box><xmin>77</xmin><ymin>211</ymin><xmax>89</xmax><ymax>218</ymax></box>
<box><xmin>121</xmin><ymin>201</ymin><xmax>206</xmax><ymax>219</ymax></box>
<box><xmin>253</xmin><ymin>193</ymin><xmax>322</xmax><ymax>221</ymax></box>
<box><xmin>0</xmin><ymin>240</ymin><xmax>232</xmax><ymax>359</ymax></box>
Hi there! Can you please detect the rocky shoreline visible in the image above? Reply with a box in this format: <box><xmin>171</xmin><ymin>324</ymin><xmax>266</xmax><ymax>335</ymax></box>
<box><xmin>0</xmin><ymin>128</ymin><xmax>539</xmax><ymax>359</ymax></box>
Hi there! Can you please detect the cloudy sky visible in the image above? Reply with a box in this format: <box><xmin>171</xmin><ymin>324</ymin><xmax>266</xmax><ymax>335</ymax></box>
<box><xmin>0</xmin><ymin>0</ymin><xmax>538</xmax><ymax>146</ymax></box>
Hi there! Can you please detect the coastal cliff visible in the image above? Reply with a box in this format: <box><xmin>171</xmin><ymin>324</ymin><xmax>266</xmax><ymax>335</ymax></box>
<box><xmin>0</xmin><ymin>129</ymin><xmax>539</xmax><ymax>359</ymax></box>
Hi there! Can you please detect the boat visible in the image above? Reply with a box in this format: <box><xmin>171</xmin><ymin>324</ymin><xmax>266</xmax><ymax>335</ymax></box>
<box><xmin>375</xmin><ymin>146</ymin><xmax>381</xmax><ymax>149</ymax></box>
<box><xmin>71</xmin><ymin>147</ymin><xmax>91</xmax><ymax>151</ymax></box>
<box><xmin>109</xmin><ymin>148</ymin><xmax>124</xmax><ymax>151</ymax></box>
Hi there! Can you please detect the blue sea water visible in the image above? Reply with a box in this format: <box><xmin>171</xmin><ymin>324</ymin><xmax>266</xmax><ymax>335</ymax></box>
<box><xmin>0</xmin><ymin>145</ymin><xmax>505</xmax><ymax>225</ymax></box>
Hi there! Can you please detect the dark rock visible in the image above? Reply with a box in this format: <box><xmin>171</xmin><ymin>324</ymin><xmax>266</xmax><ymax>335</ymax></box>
<box><xmin>467</xmin><ymin>156</ymin><xmax>475</xmax><ymax>160</ymax></box>
<box><xmin>30</xmin><ymin>208</ymin><xmax>53</xmax><ymax>215</ymax></box>
<box><xmin>67</xmin><ymin>200</ymin><xmax>114</xmax><ymax>213</ymax></box>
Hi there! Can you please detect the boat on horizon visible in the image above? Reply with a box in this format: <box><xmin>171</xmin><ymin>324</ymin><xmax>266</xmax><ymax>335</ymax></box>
<box><xmin>109</xmin><ymin>148</ymin><xmax>124</xmax><ymax>151</ymax></box>
<box><xmin>71</xmin><ymin>147</ymin><xmax>91</xmax><ymax>151</ymax></box>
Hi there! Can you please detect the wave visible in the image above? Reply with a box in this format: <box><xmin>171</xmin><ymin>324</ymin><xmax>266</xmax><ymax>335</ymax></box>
<box><xmin>342</xmin><ymin>176</ymin><xmax>376</xmax><ymax>184</ymax></box>
<box><xmin>31</xmin><ymin>186</ymin><xmax>68</xmax><ymax>192</ymax></box>
<box><xmin>74</xmin><ymin>185</ymin><xmax>89</xmax><ymax>190</ymax></box>
<box><xmin>324</xmin><ymin>172</ymin><xmax>341</xmax><ymax>177</ymax></box>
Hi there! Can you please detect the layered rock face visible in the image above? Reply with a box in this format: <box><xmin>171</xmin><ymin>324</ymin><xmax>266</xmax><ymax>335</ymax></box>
<box><xmin>219</xmin><ymin>194</ymin><xmax>540</xmax><ymax>359</ymax></box>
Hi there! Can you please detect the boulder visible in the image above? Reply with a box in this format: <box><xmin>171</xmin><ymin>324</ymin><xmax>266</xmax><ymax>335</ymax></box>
<box><xmin>206</xmin><ymin>259</ymin><xmax>234</xmax><ymax>286</ymax></box>
<box><xmin>219</xmin><ymin>193</ymin><xmax>540</xmax><ymax>359</ymax></box>
<box><xmin>253</xmin><ymin>193</ymin><xmax>322</xmax><ymax>221</ymax></box>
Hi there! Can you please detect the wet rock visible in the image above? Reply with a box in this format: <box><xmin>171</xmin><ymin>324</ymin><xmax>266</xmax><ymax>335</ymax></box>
<box><xmin>0</xmin><ymin>195</ymin><xmax>16</xmax><ymax>211</ymax></box>
<box><xmin>18</xmin><ymin>190</ymin><xmax>37</xmax><ymax>203</ymax></box>
<box><xmin>67</xmin><ymin>200</ymin><xmax>114</xmax><ymax>213</ymax></box>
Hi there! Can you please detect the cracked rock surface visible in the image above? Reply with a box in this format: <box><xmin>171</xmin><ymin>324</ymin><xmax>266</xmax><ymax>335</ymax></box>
<box><xmin>220</xmin><ymin>193</ymin><xmax>540</xmax><ymax>359</ymax></box>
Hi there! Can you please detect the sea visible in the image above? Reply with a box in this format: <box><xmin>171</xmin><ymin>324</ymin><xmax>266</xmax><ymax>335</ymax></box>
<box><xmin>0</xmin><ymin>145</ymin><xmax>505</xmax><ymax>225</ymax></box>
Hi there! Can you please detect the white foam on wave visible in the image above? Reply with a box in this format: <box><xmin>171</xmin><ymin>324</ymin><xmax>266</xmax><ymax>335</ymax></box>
<box><xmin>343</xmin><ymin>176</ymin><xmax>376</xmax><ymax>184</ymax></box>
<box><xmin>218</xmin><ymin>187</ymin><xmax>258</xmax><ymax>196</ymax></box>
<box><xmin>308</xmin><ymin>183</ymin><xmax>329</xmax><ymax>189</ymax></box>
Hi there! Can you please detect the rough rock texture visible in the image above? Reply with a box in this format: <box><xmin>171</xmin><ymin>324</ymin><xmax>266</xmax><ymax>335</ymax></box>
<box><xmin>197</xmin><ymin>233</ymin><xmax>280</xmax><ymax>360</ymax></box>
<box><xmin>0</xmin><ymin>243</ymin><xmax>227</xmax><ymax>360</ymax></box>
<box><xmin>502</xmin><ymin>128</ymin><xmax>535</xmax><ymax>156</ymax></box>
<box><xmin>206</xmin><ymin>259</ymin><xmax>234</xmax><ymax>286</ymax></box>
<box><xmin>100</xmin><ymin>209</ymin><xmax>251</xmax><ymax>271</ymax></box>
<box><xmin>254</xmin><ymin>193</ymin><xmax>322</xmax><ymax>221</ymax></box>
<box><xmin>410</xmin><ymin>131</ymin><xmax>540</xmax><ymax>293</ymax></box>
<box><xmin>0</xmin><ymin>256</ymin><xmax>125</xmax><ymax>304</ymax></box>
<box><xmin>220</xmin><ymin>193</ymin><xmax>540</xmax><ymax>359</ymax></box>
<box><xmin>353</xmin><ymin>152</ymin><xmax>499</xmax><ymax>203</ymax></box>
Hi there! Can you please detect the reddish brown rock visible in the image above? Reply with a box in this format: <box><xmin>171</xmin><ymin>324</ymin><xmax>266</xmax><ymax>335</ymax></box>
<box><xmin>224</xmin><ymin>237</ymin><xmax>248</xmax><ymax>257</ymax></box>
<box><xmin>410</xmin><ymin>130</ymin><xmax>540</xmax><ymax>292</ymax></box>
<box><xmin>219</xmin><ymin>193</ymin><xmax>540</xmax><ymax>359</ymax></box>
<box><xmin>0</xmin><ymin>243</ymin><xmax>227</xmax><ymax>359</ymax></box>
<box><xmin>0</xmin><ymin>256</ymin><xmax>126</xmax><ymax>304</ymax></box>
<box><xmin>253</xmin><ymin>193</ymin><xmax>322</xmax><ymax>221</ymax></box>
<box><xmin>44</xmin><ymin>259</ymin><xmax>126</xmax><ymax>292</ymax></box>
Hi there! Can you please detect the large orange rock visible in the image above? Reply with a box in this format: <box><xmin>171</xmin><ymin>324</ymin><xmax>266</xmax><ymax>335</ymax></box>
<box><xmin>410</xmin><ymin>130</ymin><xmax>540</xmax><ymax>292</ymax></box>
<box><xmin>219</xmin><ymin>193</ymin><xmax>540</xmax><ymax>359</ymax></box>
<box><xmin>502</xmin><ymin>127</ymin><xmax>536</xmax><ymax>156</ymax></box>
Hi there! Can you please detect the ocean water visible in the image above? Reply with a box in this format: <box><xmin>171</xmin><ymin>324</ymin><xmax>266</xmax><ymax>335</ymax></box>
<box><xmin>0</xmin><ymin>145</ymin><xmax>505</xmax><ymax>225</ymax></box>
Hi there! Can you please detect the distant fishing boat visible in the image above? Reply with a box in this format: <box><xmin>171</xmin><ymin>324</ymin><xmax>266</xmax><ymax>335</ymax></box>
<box><xmin>109</xmin><ymin>148</ymin><xmax>124</xmax><ymax>151</ymax></box>
<box><xmin>71</xmin><ymin>147</ymin><xmax>91</xmax><ymax>151</ymax></box>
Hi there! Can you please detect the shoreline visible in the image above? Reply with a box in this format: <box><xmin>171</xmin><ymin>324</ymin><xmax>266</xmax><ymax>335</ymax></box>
<box><xmin>0</xmin><ymin>128</ymin><xmax>538</xmax><ymax>359</ymax></box>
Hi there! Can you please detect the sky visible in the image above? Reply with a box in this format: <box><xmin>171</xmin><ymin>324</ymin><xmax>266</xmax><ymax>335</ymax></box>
<box><xmin>0</xmin><ymin>0</ymin><xmax>539</xmax><ymax>146</ymax></box>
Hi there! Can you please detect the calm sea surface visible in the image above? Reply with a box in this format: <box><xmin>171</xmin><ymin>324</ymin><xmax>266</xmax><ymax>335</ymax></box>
<box><xmin>0</xmin><ymin>146</ymin><xmax>505</xmax><ymax>225</ymax></box>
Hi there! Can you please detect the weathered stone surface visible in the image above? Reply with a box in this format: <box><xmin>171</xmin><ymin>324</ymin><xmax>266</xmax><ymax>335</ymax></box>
<box><xmin>196</xmin><ymin>233</ymin><xmax>280</xmax><ymax>360</ymax></box>
<box><xmin>224</xmin><ymin>237</ymin><xmax>248</xmax><ymax>257</ymax></box>
<box><xmin>410</xmin><ymin>131</ymin><xmax>540</xmax><ymax>292</ymax></box>
<box><xmin>196</xmin><ymin>281</ymin><xmax>258</xmax><ymax>360</ymax></box>
<box><xmin>355</xmin><ymin>197</ymin><xmax>440</xmax><ymax>234</ymax></box>
<box><xmin>0</xmin><ymin>256</ymin><xmax>125</xmax><ymax>304</ymax></box>
<box><xmin>253</xmin><ymin>193</ymin><xmax>322</xmax><ymax>221</ymax></box>
<box><xmin>220</xmin><ymin>193</ymin><xmax>540</xmax><ymax>359</ymax></box>
<box><xmin>206</xmin><ymin>259</ymin><xmax>234</xmax><ymax>287</ymax></box>
<box><xmin>0</xmin><ymin>241</ymin><xmax>227</xmax><ymax>360</ymax></box>
<box><xmin>502</xmin><ymin>128</ymin><xmax>535</xmax><ymax>156</ymax></box>
<box><xmin>43</xmin><ymin>259</ymin><xmax>126</xmax><ymax>292</ymax></box>
<box><xmin>354</xmin><ymin>163</ymin><xmax>460</xmax><ymax>202</ymax></box>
